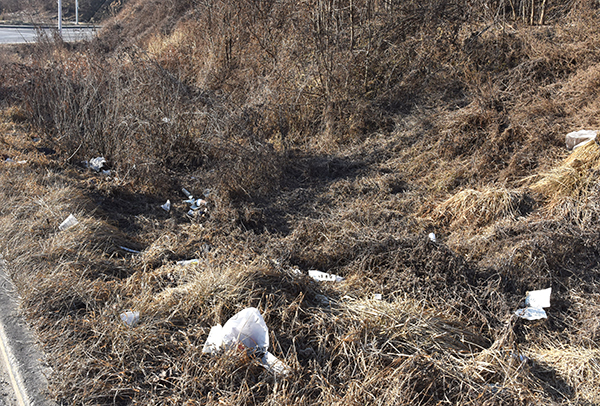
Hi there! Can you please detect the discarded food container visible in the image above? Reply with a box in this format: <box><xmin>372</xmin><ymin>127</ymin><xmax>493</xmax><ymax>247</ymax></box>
<box><xmin>120</xmin><ymin>311</ymin><xmax>140</xmax><ymax>326</ymax></box>
<box><xmin>59</xmin><ymin>214</ymin><xmax>79</xmax><ymax>231</ymax></box>
<box><xmin>89</xmin><ymin>157</ymin><xmax>106</xmax><ymax>172</ymax></box>
<box><xmin>161</xmin><ymin>200</ymin><xmax>171</xmax><ymax>211</ymax></box>
<box><xmin>515</xmin><ymin>287</ymin><xmax>551</xmax><ymax>320</ymax></box>
<box><xmin>566</xmin><ymin>130</ymin><xmax>597</xmax><ymax>150</ymax></box>
<box><xmin>202</xmin><ymin>307</ymin><xmax>290</xmax><ymax>377</ymax></box>
<box><xmin>428</xmin><ymin>233</ymin><xmax>436</xmax><ymax>242</ymax></box>
<box><xmin>308</xmin><ymin>270</ymin><xmax>344</xmax><ymax>282</ymax></box>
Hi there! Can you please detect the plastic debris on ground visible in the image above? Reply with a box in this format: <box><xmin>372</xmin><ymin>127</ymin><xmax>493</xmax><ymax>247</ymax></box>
<box><xmin>308</xmin><ymin>270</ymin><xmax>344</xmax><ymax>282</ymax></box>
<box><xmin>161</xmin><ymin>200</ymin><xmax>171</xmax><ymax>211</ymax></box>
<box><xmin>119</xmin><ymin>246</ymin><xmax>141</xmax><ymax>254</ymax></box>
<box><xmin>515</xmin><ymin>287</ymin><xmax>551</xmax><ymax>320</ymax></box>
<box><xmin>202</xmin><ymin>307</ymin><xmax>291</xmax><ymax>377</ymax></box>
<box><xmin>176</xmin><ymin>259</ymin><xmax>200</xmax><ymax>266</ymax></box>
<box><xmin>373</xmin><ymin>294</ymin><xmax>383</xmax><ymax>300</ymax></box>
<box><xmin>182</xmin><ymin>187</ymin><xmax>208</xmax><ymax>217</ymax></box>
<box><xmin>120</xmin><ymin>311</ymin><xmax>140</xmax><ymax>326</ymax></box>
<box><xmin>565</xmin><ymin>130</ymin><xmax>597</xmax><ymax>150</ymax></box>
<box><xmin>88</xmin><ymin>157</ymin><xmax>107</xmax><ymax>172</ymax></box>
<box><xmin>5</xmin><ymin>158</ymin><xmax>27</xmax><ymax>164</ymax></box>
<box><xmin>59</xmin><ymin>214</ymin><xmax>79</xmax><ymax>231</ymax></box>
<box><xmin>428</xmin><ymin>232</ymin><xmax>436</xmax><ymax>242</ymax></box>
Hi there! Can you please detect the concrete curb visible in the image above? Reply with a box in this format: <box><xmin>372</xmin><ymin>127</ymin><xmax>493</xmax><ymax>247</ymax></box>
<box><xmin>0</xmin><ymin>258</ymin><xmax>56</xmax><ymax>406</ymax></box>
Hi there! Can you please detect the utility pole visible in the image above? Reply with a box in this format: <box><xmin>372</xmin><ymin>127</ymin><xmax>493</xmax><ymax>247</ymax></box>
<box><xmin>57</xmin><ymin>0</ymin><xmax>62</xmax><ymax>34</ymax></box>
<box><xmin>76</xmin><ymin>0</ymin><xmax>79</xmax><ymax>24</ymax></box>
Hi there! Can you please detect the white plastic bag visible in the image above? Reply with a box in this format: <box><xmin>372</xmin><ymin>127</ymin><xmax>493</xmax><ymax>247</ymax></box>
<box><xmin>202</xmin><ymin>307</ymin><xmax>269</xmax><ymax>354</ymax></box>
<box><xmin>120</xmin><ymin>311</ymin><xmax>140</xmax><ymax>326</ymax></box>
<box><xmin>202</xmin><ymin>307</ymin><xmax>290</xmax><ymax>376</ymax></box>
<box><xmin>89</xmin><ymin>157</ymin><xmax>106</xmax><ymax>171</ymax></box>
<box><xmin>161</xmin><ymin>200</ymin><xmax>171</xmax><ymax>211</ymax></box>
<box><xmin>565</xmin><ymin>130</ymin><xmax>597</xmax><ymax>150</ymax></box>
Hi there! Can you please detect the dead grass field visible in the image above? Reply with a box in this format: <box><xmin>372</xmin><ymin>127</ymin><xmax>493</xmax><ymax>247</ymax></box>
<box><xmin>1</xmin><ymin>0</ymin><xmax>600</xmax><ymax>404</ymax></box>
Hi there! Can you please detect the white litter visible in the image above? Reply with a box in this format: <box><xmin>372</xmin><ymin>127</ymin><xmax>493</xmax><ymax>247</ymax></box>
<box><xmin>161</xmin><ymin>200</ymin><xmax>171</xmax><ymax>211</ymax></box>
<box><xmin>202</xmin><ymin>307</ymin><xmax>290</xmax><ymax>377</ymax></box>
<box><xmin>428</xmin><ymin>232</ymin><xmax>437</xmax><ymax>242</ymax></box>
<box><xmin>59</xmin><ymin>214</ymin><xmax>79</xmax><ymax>231</ymax></box>
<box><xmin>515</xmin><ymin>287</ymin><xmax>552</xmax><ymax>320</ymax></box>
<box><xmin>89</xmin><ymin>157</ymin><xmax>106</xmax><ymax>172</ymax></box>
<box><xmin>176</xmin><ymin>259</ymin><xmax>200</xmax><ymax>266</ymax></box>
<box><xmin>190</xmin><ymin>199</ymin><xmax>207</xmax><ymax>210</ymax></box>
<box><xmin>120</xmin><ymin>311</ymin><xmax>140</xmax><ymax>326</ymax></box>
<box><xmin>308</xmin><ymin>270</ymin><xmax>344</xmax><ymax>282</ymax></box>
<box><xmin>162</xmin><ymin>117</ymin><xmax>171</xmax><ymax>123</ymax></box>
<box><xmin>566</xmin><ymin>130</ymin><xmax>597</xmax><ymax>150</ymax></box>
<box><xmin>373</xmin><ymin>294</ymin><xmax>383</xmax><ymax>300</ymax></box>
<box><xmin>119</xmin><ymin>246</ymin><xmax>141</xmax><ymax>254</ymax></box>
<box><xmin>182</xmin><ymin>188</ymin><xmax>193</xmax><ymax>199</ymax></box>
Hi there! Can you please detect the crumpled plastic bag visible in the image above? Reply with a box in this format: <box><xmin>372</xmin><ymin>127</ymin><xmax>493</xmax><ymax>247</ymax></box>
<box><xmin>515</xmin><ymin>287</ymin><xmax>551</xmax><ymax>320</ymax></box>
<box><xmin>202</xmin><ymin>307</ymin><xmax>290</xmax><ymax>376</ymax></box>
<box><xmin>308</xmin><ymin>270</ymin><xmax>344</xmax><ymax>282</ymax></box>
<box><xmin>565</xmin><ymin>130</ymin><xmax>597</xmax><ymax>150</ymax></box>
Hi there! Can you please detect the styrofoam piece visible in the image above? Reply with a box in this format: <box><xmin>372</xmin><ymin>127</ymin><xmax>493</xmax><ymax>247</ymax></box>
<box><xmin>89</xmin><ymin>157</ymin><xmax>106</xmax><ymax>171</ymax></box>
<box><xmin>308</xmin><ymin>270</ymin><xmax>344</xmax><ymax>282</ymax></box>
<box><xmin>176</xmin><ymin>259</ymin><xmax>200</xmax><ymax>266</ymax></box>
<box><xmin>428</xmin><ymin>232</ymin><xmax>436</xmax><ymax>242</ymax></box>
<box><xmin>120</xmin><ymin>311</ymin><xmax>139</xmax><ymax>326</ymax></box>
<box><xmin>525</xmin><ymin>287</ymin><xmax>551</xmax><ymax>309</ymax></box>
<box><xmin>161</xmin><ymin>200</ymin><xmax>171</xmax><ymax>211</ymax></box>
<box><xmin>58</xmin><ymin>214</ymin><xmax>79</xmax><ymax>231</ymax></box>
<box><xmin>261</xmin><ymin>351</ymin><xmax>291</xmax><ymax>377</ymax></box>
<box><xmin>566</xmin><ymin>130</ymin><xmax>597</xmax><ymax>150</ymax></box>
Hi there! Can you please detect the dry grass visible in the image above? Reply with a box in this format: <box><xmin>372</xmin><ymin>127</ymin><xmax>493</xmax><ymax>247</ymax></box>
<box><xmin>2</xmin><ymin>0</ymin><xmax>600</xmax><ymax>405</ymax></box>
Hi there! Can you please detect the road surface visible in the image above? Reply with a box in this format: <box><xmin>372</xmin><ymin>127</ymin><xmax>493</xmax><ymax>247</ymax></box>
<box><xmin>0</xmin><ymin>26</ymin><xmax>97</xmax><ymax>44</ymax></box>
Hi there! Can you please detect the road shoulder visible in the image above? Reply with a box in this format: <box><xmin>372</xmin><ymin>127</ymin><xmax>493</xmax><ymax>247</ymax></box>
<box><xmin>0</xmin><ymin>257</ymin><xmax>56</xmax><ymax>406</ymax></box>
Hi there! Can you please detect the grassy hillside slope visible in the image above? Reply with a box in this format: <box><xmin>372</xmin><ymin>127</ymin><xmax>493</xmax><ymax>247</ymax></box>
<box><xmin>2</xmin><ymin>0</ymin><xmax>600</xmax><ymax>404</ymax></box>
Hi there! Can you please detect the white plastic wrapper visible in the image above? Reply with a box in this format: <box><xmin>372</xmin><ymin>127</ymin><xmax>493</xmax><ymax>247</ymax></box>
<box><xmin>261</xmin><ymin>351</ymin><xmax>291</xmax><ymax>376</ymax></box>
<box><xmin>565</xmin><ymin>130</ymin><xmax>597</xmax><ymax>150</ymax></box>
<box><xmin>308</xmin><ymin>270</ymin><xmax>344</xmax><ymax>282</ymax></box>
<box><xmin>59</xmin><ymin>214</ymin><xmax>79</xmax><ymax>231</ymax></box>
<box><xmin>525</xmin><ymin>287</ymin><xmax>551</xmax><ymax>309</ymax></box>
<box><xmin>515</xmin><ymin>287</ymin><xmax>551</xmax><ymax>320</ymax></box>
<box><xmin>428</xmin><ymin>232</ymin><xmax>437</xmax><ymax>242</ymax></box>
<box><xmin>120</xmin><ymin>311</ymin><xmax>140</xmax><ymax>326</ymax></box>
<box><xmin>176</xmin><ymin>259</ymin><xmax>200</xmax><ymax>266</ymax></box>
<box><xmin>161</xmin><ymin>200</ymin><xmax>171</xmax><ymax>211</ymax></box>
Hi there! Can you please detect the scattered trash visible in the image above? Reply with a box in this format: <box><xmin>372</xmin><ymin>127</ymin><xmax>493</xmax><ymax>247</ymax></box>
<box><xmin>202</xmin><ymin>307</ymin><xmax>291</xmax><ymax>377</ymax></box>
<box><xmin>373</xmin><ymin>293</ymin><xmax>383</xmax><ymax>300</ymax></box>
<box><xmin>59</xmin><ymin>214</ymin><xmax>79</xmax><ymax>231</ymax></box>
<box><xmin>161</xmin><ymin>200</ymin><xmax>171</xmax><ymax>211</ymax></box>
<box><xmin>428</xmin><ymin>232</ymin><xmax>437</xmax><ymax>242</ymax></box>
<box><xmin>101</xmin><ymin>169</ymin><xmax>111</xmax><ymax>176</ymax></box>
<box><xmin>88</xmin><ymin>157</ymin><xmax>107</xmax><ymax>172</ymax></box>
<box><xmin>182</xmin><ymin>188</ymin><xmax>193</xmax><ymax>199</ymax></box>
<box><xmin>565</xmin><ymin>130</ymin><xmax>597</xmax><ymax>150</ymax></box>
<box><xmin>5</xmin><ymin>158</ymin><xmax>27</xmax><ymax>164</ymax></box>
<box><xmin>515</xmin><ymin>287</ymin><xmax>551</xmax><ymax>320</ymax></box>
<box><xmin>119</xmin><ymin>246</ymin><xmax>141</xmax><ymax>254</ymax></box>
<box><xmin>190</xmin><ymin>199</ymin><xmax>207</xmax><ymax>210</ymax></box>
<box><xmin>176</xmin><ymin>259</ymin><xmax>200</xmax><ymax>266</ymax></box>
<box><xmin>161</xmin><ymin>117</ymin><xmax>171</xmax><ymax>123</ymax></box>
<box><xmin>308</xmin><ymin>270</ymin><xmax>344</xmax><ymax>282</ymax></box>
<box><xmin>120</xmin><ymin>311</ymin><xmax>140</xmax><ymax>326</ymax></box>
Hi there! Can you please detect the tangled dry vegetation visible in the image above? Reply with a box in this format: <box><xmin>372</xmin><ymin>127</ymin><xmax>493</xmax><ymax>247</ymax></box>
<box><xmin>2</xmin><ymin>0</ymin><xmax>600</xmax><ymax>404</ymax></box>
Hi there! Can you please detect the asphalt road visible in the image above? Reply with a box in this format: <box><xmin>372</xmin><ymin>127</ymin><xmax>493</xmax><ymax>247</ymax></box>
<box><xmin>0</xmin><ymin>26</ymin><xmax>96</xmax><ymax>44</ymax></box>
